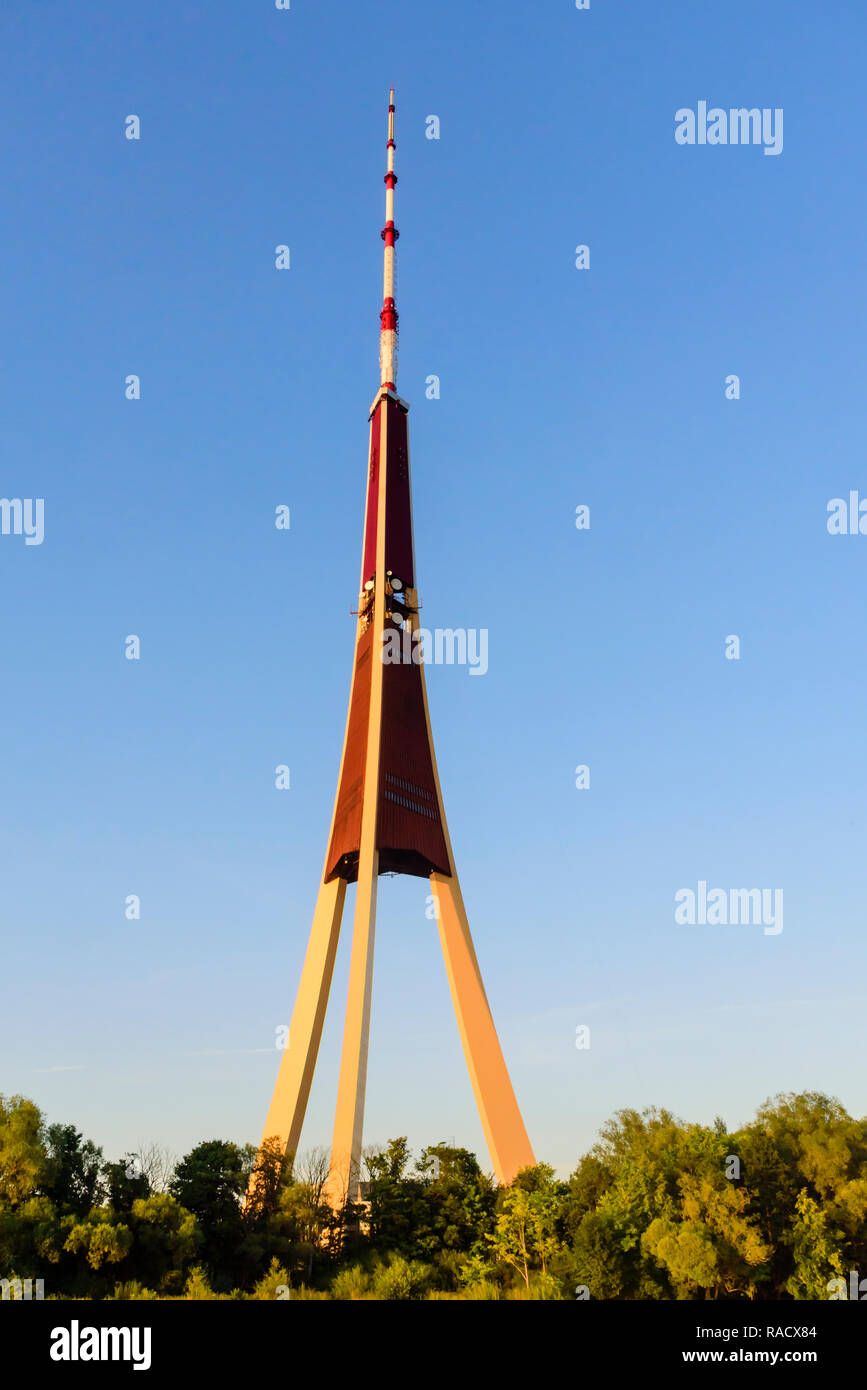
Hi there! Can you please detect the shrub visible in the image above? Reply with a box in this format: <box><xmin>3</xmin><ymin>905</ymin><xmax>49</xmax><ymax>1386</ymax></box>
<box><xmin>370</xmin><ymin>1255</ymin><xmax>434</xmax><ymax>1300</ymax></box>
<box><xmin>330</xmin><ymin>1264</ymin><xmax>372</xmax><ymax>1300</ymax></box>
<box><xmin>107</xmin><ymin>1282</ymin><xmax>159</xmax><ymax>1301</ymax></box>
<box><xmin>249</xmin><ymin>1257</ymin><xmax>292</xmax><ymax>1301</ymax></box>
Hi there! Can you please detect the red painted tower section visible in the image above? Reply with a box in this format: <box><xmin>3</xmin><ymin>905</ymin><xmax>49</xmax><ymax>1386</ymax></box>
<box><xmin>326</xmin><ymin>389</ymin><xmax>450</xmax><ymax>882</ymax></box>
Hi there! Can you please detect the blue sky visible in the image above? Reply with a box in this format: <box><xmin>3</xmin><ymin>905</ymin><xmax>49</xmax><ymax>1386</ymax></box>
<box><xmin>1</xmin><ymin>0</ymin><xmax>865</xmax><ymax>1178</ymax></box>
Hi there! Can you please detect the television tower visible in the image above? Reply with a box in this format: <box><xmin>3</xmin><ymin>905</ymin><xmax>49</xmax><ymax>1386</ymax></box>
<box><xmin>258</xmin><ymin>89</ymin><xmax>535</xmax><ymax>1201</ymax></box>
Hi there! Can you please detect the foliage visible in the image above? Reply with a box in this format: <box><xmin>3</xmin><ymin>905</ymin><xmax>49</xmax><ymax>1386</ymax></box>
<box><xmin>488</xmin><ymin>1164</ymin><xmax>562</xmax><ymax>1288</ymax></box>
<box><xmin>370</xmin><ymin>1254</ymin><xmax>435</xmax><ymax>1300</ymax></box>
<box><xmin>1</xmin><ymin>1089</ymin><xmax>863</xmax><ymax>1299</ymax></box>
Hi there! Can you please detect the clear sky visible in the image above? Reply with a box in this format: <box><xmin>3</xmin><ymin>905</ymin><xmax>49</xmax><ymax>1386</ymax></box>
<box><xmin>1</xmin><ymin>0</ymin><xmax>865</xmax><ymax>1179</ymax></box>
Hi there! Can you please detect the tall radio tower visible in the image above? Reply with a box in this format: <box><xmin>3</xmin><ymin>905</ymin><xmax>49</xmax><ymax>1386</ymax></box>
<box><xmin>258</xmin><ymin>89</ymin><xmax>535</xmax><ymax>1201</ymax></box>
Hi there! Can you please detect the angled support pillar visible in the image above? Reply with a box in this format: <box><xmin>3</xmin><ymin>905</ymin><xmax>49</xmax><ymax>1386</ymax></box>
<box><xmin>326</xmin><ymin>845</ymin><xmax>379</xmax><ymax>1206</ymax></box>
<box><xmin>257</xmin><ymin>875</ymin><xmax>347</xmax><ymax>1164</ymax></box>
<box><xmin>430</xmin><ymin>869</ymin><xmax>536</xmax><ymax>1186</ymax></box>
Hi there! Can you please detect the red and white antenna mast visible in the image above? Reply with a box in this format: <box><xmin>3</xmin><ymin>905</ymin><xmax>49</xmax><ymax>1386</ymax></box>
<box><xmin>379</xmin><ymin>86</ymin><xmax>398</xmax><ymax>391</ymax></box>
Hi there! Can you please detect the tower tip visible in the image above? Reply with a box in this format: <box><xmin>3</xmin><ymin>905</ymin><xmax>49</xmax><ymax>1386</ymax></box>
<box><xmin>380</xmin><ymin>85</ymin><xmax>398</xmax><ymax>390</ymax></box>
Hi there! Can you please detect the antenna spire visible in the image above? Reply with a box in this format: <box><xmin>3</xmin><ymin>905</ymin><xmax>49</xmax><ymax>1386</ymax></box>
<box><xmin>379</xmin><ymin>86</ymin><xmax>398</xmax><ymax>390</ymax></box>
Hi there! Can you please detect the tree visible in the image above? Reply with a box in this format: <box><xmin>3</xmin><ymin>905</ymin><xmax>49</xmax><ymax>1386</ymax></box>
<box><xmin>414</xmin><ymin>1144</ymin><xmax>496</xmax><ymax>1265</ymax></box>
<box><xmin>0</xmin><ymin>1195</ymin><xmax>65</xmax><ymax>1283</ymax></box>
<box><xmin>677</xmin><ymin>1173</ymin><xmax>771</xmax><ymax>1297</ymax></box>
<box><xmin>784</xmin><ymin>1189</ymin><xmax>846</xmax><ymax>1300</ymax></box>
<box><xmin>0</xmin><ymin>1095</ymin><xmax>46</xmax><ymax>1207</ymax></box>
<box><xmin>272</xmin><ymin>1147</ymin><xmax>332</xmax><ymax>1280</ymax></box>
<box><xmin>130</xmin><ymin>1143</ymin><xmax>175</xmax><ymax>1194</ymax></box>
<box><xmin>739</xmin><ymin>1091</ymin><xmax>867</xmax><ymax>1292</ymax></box>
<box><xmin>642</xmin><ymin>1218</ymin><xmax>718</xmax><ymax>1297</ymax></box>
<box><xmin>64</xmin><ymin>1212</ymin><xmax>132</xmax><ymax>1271</ymax></box>
<box><xmin>103</xmin><ymin>1158</ymin><xmax>150</xmax><ymax>1213</ymax></box>
<box><xmin>126</xmin><ymin>1193</ymin><xmax>200</xmax><ymax>1294</ymax></box>
<box><xmin>488</xmin><ymin>1165</ymin><xmax>562</xmax><ymax>1289</ymax></box>
<box><xmin>571</xmin><ymin>1210</ymin><xmax>634</xmax><ymax>1298</ymax></box>
<box><xmin>169</xmin><ymin>1140</ymin><xmax>247</xmax><ymax>1283</ymax></box>
<box><xmin>364</xmin><ymin>1138</ymin><xmax>427</xmax><ymax>1256</ymax></box>
<box><xmin>244</xmin><ymin>1137</ymin><xmax>290</xmax><ymax>1224</ymax></box>
<box><xmin>43</xmin><ymin>1124</ymin><xmax>103</xmax><ymax>1215</ymax></box>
